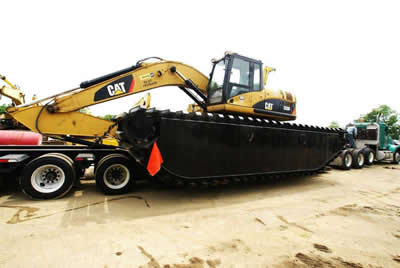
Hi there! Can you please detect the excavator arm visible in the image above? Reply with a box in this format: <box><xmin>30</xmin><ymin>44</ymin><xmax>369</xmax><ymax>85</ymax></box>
<box><xmin>7</xmin><ymin>59</ymin><xmax>209</xmax><ymax>137</ymax></box>
<box><xmin>50</xmin><ymin>60</ymin><xmax>208</xmax><ymax>113</ymax></box>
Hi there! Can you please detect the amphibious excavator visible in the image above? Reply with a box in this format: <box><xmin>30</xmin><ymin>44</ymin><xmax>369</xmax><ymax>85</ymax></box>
<box><xmin>1</xmin><ymin>52</ymin><xmax>346</xmax><ymax>199</ymax></box>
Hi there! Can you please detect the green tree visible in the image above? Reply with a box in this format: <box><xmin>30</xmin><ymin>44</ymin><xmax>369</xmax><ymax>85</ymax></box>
<box><xmin>0</xmin><ymin>104</ymin><xmax>10</xmax><ymax>114</ymax></box>
<box><xmin>0</xmin><ymin>104</ymin><xmax>8</xmax><ymax>114</ymax></box>
<box><xmin>328</xmin><ymin>121</ymin><xmax>340</xmax><ymax>128</ymax></box>
<box><xmin>102</xmin><ymin>114</ymin><xmax>114</xmax><ymax>121</ymax></box>
<box><xmin>356</xmin><ymin>105</ymin><xmax>399</xmax><ymax>139</ymax></box>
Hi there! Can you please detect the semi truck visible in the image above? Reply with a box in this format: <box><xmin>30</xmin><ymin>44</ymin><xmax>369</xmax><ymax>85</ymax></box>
<box><xmin>330</xmin><ymin>118</ymin><xmax>400</xmax><ymax>170</ymax></box>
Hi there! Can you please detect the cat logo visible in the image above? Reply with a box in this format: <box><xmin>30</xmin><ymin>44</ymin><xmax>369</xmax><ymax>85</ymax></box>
<box><xmin>94</xmin><ymin>75</ymin><xmax>135</xmax><ymax>102</ymax></box>
<box><xmin>265</xmin><ymin>102</ymin><xmax>274</xmax><ymax>111</ymax></box>
<box><xmin>107</xmin><ymin>82</ymin><xmax>126</xmax><ymax>96</ymax></box>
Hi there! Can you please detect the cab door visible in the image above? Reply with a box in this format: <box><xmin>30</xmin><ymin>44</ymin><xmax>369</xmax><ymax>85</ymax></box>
<box><xmin>226</xmin><ymin>57</ymin><xmax>253</xmax><ymax>107</ymax></box>
<box><xmin>249</xmin><ymin>62</ymin><xmax>265</xmax><ymax>106</ymax></box>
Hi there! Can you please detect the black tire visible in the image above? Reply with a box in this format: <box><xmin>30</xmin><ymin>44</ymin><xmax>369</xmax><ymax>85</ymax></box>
<box><xmin>392</xmin><ymin>150</ymin><xmax>400</xmax><ymax>164</ymax></box>
<box><xmin>19</xmin><ymin>154</ymin><xmax>76</xmax><ymax>199</ymax></box>
<box><xmin>352</xmin><ymin>149</ymin><xmax>365</xmax><ymax>169</ymax></box>
<box><xmin>95</xmin><ymin>154</ymin><xmax>135</xmax><ymax>195</ymax></box>
<box><xmin>340</xmin><ymin>150</ymin><xmax>353</xmax><ymax>170</ymax></box>
<box><xmin>363</xmin><ymin>148</ymin><xmax>375</xmax><ymax>166</ymax></box>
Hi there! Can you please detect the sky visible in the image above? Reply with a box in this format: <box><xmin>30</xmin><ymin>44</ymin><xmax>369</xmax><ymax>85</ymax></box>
<box><xmin>1</xmin><ymin>0</ymin><xmax>399</xmax><ymax>128</ymax></box>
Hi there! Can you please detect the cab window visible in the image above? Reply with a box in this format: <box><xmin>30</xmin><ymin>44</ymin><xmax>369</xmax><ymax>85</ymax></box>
<box><xmin>228</xmin><ymin>58</ymin><xmax>250</xmax><ymax>98</ymax></box>
<box><xmin>253</xmin><ymin>63</ymin><xmax>261</xmax><ymax>91</ymax></box>
<box><xmin>208</xmin><ymin>60</ymin><xmax>226</xmax><ymax>104</ymax></box>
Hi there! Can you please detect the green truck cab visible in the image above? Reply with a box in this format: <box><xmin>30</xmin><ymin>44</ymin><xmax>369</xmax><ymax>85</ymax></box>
<box><xmin>331</xmin><ymin>121</ymin><xmax>400</xmax><ymax>170</ymax></box>
<box><xmin>351</xmin><ymin>122</ymin><xmax>400</xmax><ymax>164</ymax></box>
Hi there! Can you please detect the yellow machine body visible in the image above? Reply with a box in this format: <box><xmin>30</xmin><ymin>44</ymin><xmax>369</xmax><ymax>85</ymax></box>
<box><xmin>7</xmin><ymin>53</ymin><xmax>297</xmax><ymax>139</ymax></box>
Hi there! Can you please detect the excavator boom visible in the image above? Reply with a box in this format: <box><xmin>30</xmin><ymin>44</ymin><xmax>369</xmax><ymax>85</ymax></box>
<box><xmin>54</xmin><ymin>60</ymin><xmax>208</xmax><ymax>113</ymax></box>
<box><xmin>7</xmin><ymin>59</ymin><xmax>208</xmax><ymax>137</ymax></box>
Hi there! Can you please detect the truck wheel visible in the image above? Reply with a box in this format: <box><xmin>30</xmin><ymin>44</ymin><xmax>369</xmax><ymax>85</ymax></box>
<box><xmin>392</xmin><ymin>150</ymin><xmax>400</xmax><ymax>164</ymax></box>
<box><xmin>341</xmin><ymin>151</ymin><xmax>353</xmax><ymax>170</ymax></box>
<box><xmin>19</xmin><ymin>154</ymin><xmax>76</xmax><ymax>199</ymax></box>
<box><xmin>45</xmin><ymin>153</ymin><xmax>82</xmax><ymax>185</ymax></box>
<box><xmin>95</xmin><ymin>154</ymin><xmax>135</xmax><ymax>195</ymax></box>
<box><xmin>352</xmin><ymin>149</ymin><xmax>365</xmax><ymax>169</ymax></box>
<box><xmin>363</xmin><ymin>148</ymin><xmax>375</xmax><ymax>165</ymax></box>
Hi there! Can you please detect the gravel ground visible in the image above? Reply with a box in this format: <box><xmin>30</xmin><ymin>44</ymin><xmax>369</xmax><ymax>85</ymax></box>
<box><xmin>0</xmin><ymin>164</ymin><xmax>399</xmax><ymax>267</ymax></box>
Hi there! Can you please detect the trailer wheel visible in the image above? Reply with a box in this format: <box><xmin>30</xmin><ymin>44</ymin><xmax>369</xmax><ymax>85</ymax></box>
<box><xmin>95</xmin><ymin>154</ymin><xmax>135</xmax><ymax>195</ymax></box>
<box><xmin>363</xmin><ymin>148</ymin><xmax>375</xmax><ymax>165</ymax></box>
<box><xmin>392</xmin><ymin>150</ymin><xmax>400</xmax><ymax>164</ymax></box>
<box><xmin>341</xmin><ymin>151</ymin><xmax>353</xmax><ymax>170</ymax></box>
<box><xmin>352</xmin><ymin>149</ymin><xmax>365</xmax><ymax>169</ymax></box>
<box><xmin>19</xmin><ymin>154</ymin><xmax>76</xmax><ymax>199</ymax></box>
<box><xmin>45</xmin><ymin>153</ymin><xmax>83</xmax><ymax>185</ymax></box>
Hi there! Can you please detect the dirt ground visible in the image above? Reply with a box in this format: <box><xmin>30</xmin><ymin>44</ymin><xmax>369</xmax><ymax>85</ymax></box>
<box><xmin>0</xmin><ymin>164</ymin><xmax>399</xmax><ymax>268</ymax></box>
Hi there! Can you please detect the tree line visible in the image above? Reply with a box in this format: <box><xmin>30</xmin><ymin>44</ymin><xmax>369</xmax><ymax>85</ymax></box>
<box><xmin>329</xmin><ymin>105</ymin><xmax>399</xmax><ymax>139</ymax></box>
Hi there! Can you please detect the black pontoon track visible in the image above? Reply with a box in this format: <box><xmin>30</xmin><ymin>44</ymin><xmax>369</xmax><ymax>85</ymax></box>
<box><xmin>119</xmin><ymin>108</ymin><xmax>346</xmax><ymax>187</ymax></box>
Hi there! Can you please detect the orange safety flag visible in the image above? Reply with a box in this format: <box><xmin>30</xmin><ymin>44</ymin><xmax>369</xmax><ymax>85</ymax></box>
<box><xmin>147</xmin><ymin>141</ymin><xmax>164</xmax><ymax>176</ymax></box>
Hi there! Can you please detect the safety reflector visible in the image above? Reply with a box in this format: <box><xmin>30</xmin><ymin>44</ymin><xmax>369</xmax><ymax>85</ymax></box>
<box><xmin>0</xmin><ymin>154</ymin><xmax>29</xmax><ymax>163</ymax></box>
<box><xmin>75</xmin><ymin>153</ymin><xmax>95</xmax><ymax>162</ymax></box>
<box><xmin>147</xmin><ymin>142</ymin><xmax>163</xmax><ymax>176</ymax></box>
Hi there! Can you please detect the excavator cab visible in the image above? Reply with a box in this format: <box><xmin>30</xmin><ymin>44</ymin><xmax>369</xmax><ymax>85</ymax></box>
<box><xmin>205</xmin><ymin>52</ymin><xmax>296</xmax><ymax>121</ymax></box>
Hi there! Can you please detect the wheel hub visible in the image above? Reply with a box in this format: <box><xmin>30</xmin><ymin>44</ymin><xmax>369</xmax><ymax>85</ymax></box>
<box><xmin>45</xmin><ymin>171</ymin><xmax>57</xmax><ymax>182</ymax></box>
<box><xmin>41</xmin><ymin>168</ymin><xmax>61</xmax><ymax>184</ymax></box>
<box><xmin>345</xmin><ymin>154</ymin><xmax>352</xmax><ymax>167</ymax></box>
<box><xmin>369</xmin><ymin>152</ymin><xmax>374</xmax><ymax>163</ymax></box>
<box><xmin>358</xmin><ymin>154</ymin><xmax>364</xmax><ymax>165</ymax></box>
<box><xmin>103</xmin><ymin>164</ymin><xmax>130</xmax><ymax>189</ymax></box>
<box><xmin>107</xmin><ymin>167</ymin><xmax>124</xmax><ymax>185</ymax></box>
<box><xmin>31</xmin><ymin>164</ymin><xmax>66</xmax><ymax>193</ymax></box>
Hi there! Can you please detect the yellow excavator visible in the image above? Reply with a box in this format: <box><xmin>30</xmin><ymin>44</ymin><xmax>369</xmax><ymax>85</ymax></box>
<box><xmin>7</xmin><ymin>52</ymin><xmax>296</xmax><ymax>137</ymax></box>
<box><xmin>1</xmin><ymin>52</ymin><xmax>344</xmax><ymax>199</ymax></box>
<box><xmin>0</xmin><ymin>75</ymin><xmax>27</xmax><ymax>129</ymax></box>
